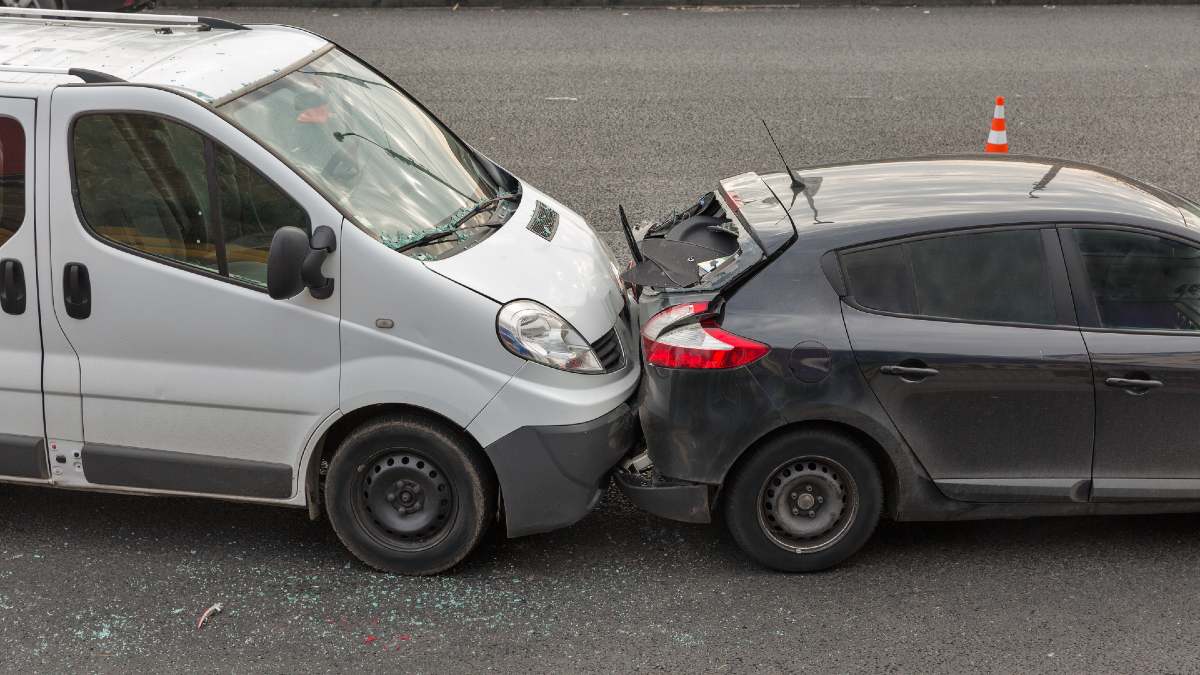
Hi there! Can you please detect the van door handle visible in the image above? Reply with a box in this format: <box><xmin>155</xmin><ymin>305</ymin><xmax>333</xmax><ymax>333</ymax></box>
<box><xmin>63</xmin><ymin>262</ymin><xmax>91</xmax><ymax>320</ymax></box>
<box><xmin>879</xmin><ymin>365</ymin><xmax>940</xmax><ymax>380</ymax></box>
<box><xmin>0</xmin><ymin>258</ymin><xmax>24</xmax><ymax>315</ymax></box>
<box><xmin>1105</xmin><ymin>376</ymin><xmax>1163</xmax><ymax>394</ymax></box>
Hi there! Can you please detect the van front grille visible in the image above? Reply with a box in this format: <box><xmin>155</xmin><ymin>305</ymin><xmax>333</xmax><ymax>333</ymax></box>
<box><xmin>592</xmin><ymin>326</ymin><xmax>623</xmax><ymax>372</ymax></box>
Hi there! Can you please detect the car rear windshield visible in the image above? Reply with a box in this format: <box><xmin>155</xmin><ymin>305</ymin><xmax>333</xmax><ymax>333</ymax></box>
<box><xmin>219</xmin><ymin>49</ymin><xmax>504</xmax><ymax>255</ymax></box>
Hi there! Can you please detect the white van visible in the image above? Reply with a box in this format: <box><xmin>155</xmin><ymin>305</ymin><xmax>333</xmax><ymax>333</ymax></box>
<box><xmin>0</xmin><ymin>8</ymin><xmax>639</xmax><ymax>574</ymax></box>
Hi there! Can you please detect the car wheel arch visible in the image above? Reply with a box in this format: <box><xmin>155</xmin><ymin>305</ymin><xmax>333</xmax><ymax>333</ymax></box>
<box><xmin>304</xmin><ymin>402</ymin><xmax>501</xmax><ymax>524</ymax></box>
<box><xmin>716</xmin><ymin>419</ymin><xmax>901</xmax><ymax>519</ymax></box>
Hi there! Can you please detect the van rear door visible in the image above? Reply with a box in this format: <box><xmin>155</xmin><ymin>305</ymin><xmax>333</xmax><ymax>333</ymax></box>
<box><xmin>0</xmin><ymin>96</ymin><xmax>48</xmax><ymax>481</ymax></box>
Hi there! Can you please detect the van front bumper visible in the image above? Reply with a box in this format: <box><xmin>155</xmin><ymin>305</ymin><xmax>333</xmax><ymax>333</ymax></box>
<box><xmin>483</xmin><ymin>402</ymin><xmax>640</xmax><ymax>538</ymax></box>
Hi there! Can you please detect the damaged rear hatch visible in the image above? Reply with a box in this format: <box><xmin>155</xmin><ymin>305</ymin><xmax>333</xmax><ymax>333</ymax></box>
<box><xmin>622</xmin><ymin>172</ymin><xmax>797</xmax><ymax>295</ymax></box>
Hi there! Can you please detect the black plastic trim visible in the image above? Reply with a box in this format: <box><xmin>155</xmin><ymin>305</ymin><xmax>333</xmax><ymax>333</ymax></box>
<box><xmin>613</xmin><ymin>469</ymin><xmax>712</xmax><ymax>523</ymax></box>
<box><xmin>1042</xmin><ymin>227</ymin><xmax>1079</xmax><ymax>327</ymax></box>
<box><xmin>0</xmin><ymin>433</ymin><xmax>48</xmax><ymax>479</ymax></box>
<box><xmin>197</xmin><ymin>17</ymin><xmax>250</xmax><ymax>31</ymax></box>
<box><xmin>935</xmin><ymin>478</ymin><xmax>1090</xmax><ymax>503</ymax></box>
<box><xmin>483</xmin><ymin>403</ymin><xmax>639</xmax><ymax>538</ymax></box>
<box><xmin>0</xmin><ymin>258</ymin><xmax>26</xmax><ymax>315</ymax></box>
<box><xmin>67</xmin><ymin>68</ymin><xmax>124</xmax><ymax>84</ymax></box>
<box><xmin>1091</xmin><ymin>479</ymin><xmax>1200</xmax><ymax>501</ymax></box>
<box><xmin>82</xmin><ymin>443</ymin><xmax>292</xmax><ymax>499</ymax></box>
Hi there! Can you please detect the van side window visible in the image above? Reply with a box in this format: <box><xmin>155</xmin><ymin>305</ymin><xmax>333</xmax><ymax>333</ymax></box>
<box><xmin>74</xmin><ymin>114</ymin><xmax>218</xmax><ymax>272</ymax></box>
<box><xmin>214</xmin><ymin>145</ymin><xmax>309</xmax><ymax>286</ymax></box>
<box><xmin>842</xmin><ymin>229</ymin><xmax>1056</xmax><ymax>325</ymax></box>
<box><xmin>1075</xmin><ymin>229</ymin><xmax>1200</xmax><ymax>331</ymax></box>
<box><xmin>72</xmin><ymin>113</ymin><xmax>309</xmax><ymax>288</ymax></box>
<box><xmin>0</xmin><ymin>116</ymin><xmax>26</xmax><ymax>248</ymax></box>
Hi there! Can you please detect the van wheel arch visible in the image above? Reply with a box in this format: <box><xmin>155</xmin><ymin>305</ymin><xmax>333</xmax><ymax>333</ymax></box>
<box><xmin>718</xmin><ymin>420</ymin><xmax>898</xmax><ymax>519</ymax></box>
<box><xmin>306</xmin><ymin>403</ymin><xmax>500</xmax><ymax>523</ymax></box>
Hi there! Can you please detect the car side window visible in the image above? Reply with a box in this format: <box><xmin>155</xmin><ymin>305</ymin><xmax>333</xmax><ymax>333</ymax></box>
<box><xmin>0</xmin><ymin>116</ymin><xmax>27</xmax><ymax>248</ymax></box>
<box><xmin>1075</xmin><ymin>229</ymin><xmax>1200</xmax><ymax>331</ymax></box>
<box><xmin>841</xmin><ymin>229</ymin><xmax>1057</xmax><ymax>325</ymax></box>
<box><xmin>73</xmin><ymin>113</ymin><xmax>309</xmax><ymax>288</ymax></box>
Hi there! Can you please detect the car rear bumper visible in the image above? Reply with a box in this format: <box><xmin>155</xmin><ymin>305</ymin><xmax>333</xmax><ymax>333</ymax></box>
<box><xmin>640</xmin><ymin>361</ymin><xmax>785</xmax><ymax>485</ymax></box>
<box><xmin>483</xmin><ymin>402</ymin><xmax>640</xmax><ymax>538</ymax></box>
<box><xmin>613</xmin><ymin>456</ymin><xmax>712</xmax><ymax>523</ymax></box>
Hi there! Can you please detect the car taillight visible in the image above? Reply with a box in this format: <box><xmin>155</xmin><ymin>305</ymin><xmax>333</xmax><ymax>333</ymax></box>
<box><xmin>641</xmin><ymin>302</ymin><xmax>768</xmax><ymax>369</ymax></box>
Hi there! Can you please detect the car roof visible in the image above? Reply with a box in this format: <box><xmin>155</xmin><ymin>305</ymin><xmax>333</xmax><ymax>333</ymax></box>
<box><xmin>761</xmin><ymin>155</ymin><xmax>1194</xmax><ymax>247</ymax></box>
<box><xmin>0</xmin><ymin>9</ymin><xmax>328</xmax><ymax>104</ymax></box>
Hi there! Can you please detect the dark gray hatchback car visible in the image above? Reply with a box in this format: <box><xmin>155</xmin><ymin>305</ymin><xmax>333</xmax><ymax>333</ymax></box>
<box><xmin>617</xmin><ymin>155</ymin><xmax>1200</xmax><ymax>572</ymax></box>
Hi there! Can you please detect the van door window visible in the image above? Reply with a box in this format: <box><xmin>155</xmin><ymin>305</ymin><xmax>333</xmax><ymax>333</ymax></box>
<box><xmin>214</xmin><ymin>144</ymin><xmax>309</xmax><ymax>286</ymax></box>
<box><xmin>72</xmin><ymin>113</ymin><xmax>309</xmax><ymax>288</ymax></box>
<box><xmin>73</xmin><ymin>114</ymin><xmax>217</xmax><ymax>272</ymax></box>
<box><xmin>0</xmin><ymin>116</ymin><xmax>26</xmax><ymax>248</ymax></box>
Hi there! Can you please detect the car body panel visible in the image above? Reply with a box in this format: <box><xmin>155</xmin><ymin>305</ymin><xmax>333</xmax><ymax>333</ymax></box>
<box><xmin>0</xmin><ymin>19</ymin><xmax>327</xmax><ymax>104</ymax></box>
<box><xmin>628</xmin><ymin>155</ymin><xmax>1200</xmax><ymax>524</ymax></box>
<box><xmin>425</xmin><ymin>183</ymin><xmax>624</xmax><ymax>343</ymax></box>
<box><xmin>843</xmin><ymin>305</ymin><xmax>1095</xmax><ymax>484</ymax></box>
<box><xmin>0</xmin><ymin>15</ymin><xmax>642</xmax><ymax>541</ymax></box>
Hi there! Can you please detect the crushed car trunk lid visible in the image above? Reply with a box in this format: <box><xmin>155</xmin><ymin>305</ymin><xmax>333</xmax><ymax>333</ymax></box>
<box><xmin>622</xmin><ymin>172</ymin><xmax>797</xmax><ymax>293</ymax></box>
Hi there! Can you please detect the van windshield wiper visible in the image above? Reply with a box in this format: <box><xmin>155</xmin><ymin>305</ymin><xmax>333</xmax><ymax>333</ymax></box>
<box><xmin>393</xmin><ymin>192</ymin><xmax>520</xmax><ymax>254</ymax></box>
<box><xmin>301</xmin><ymin>70</ymin><xmax>387</xmax><ymax>89</ymax></box>
<box><xmin>333</xmin><ymin>130</ymin><xmax>473</xmax><ymax>201</ymax></box>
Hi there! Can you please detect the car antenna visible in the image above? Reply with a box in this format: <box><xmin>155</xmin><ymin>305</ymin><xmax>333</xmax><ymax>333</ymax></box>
<box><xmin>761</xmin><ymin>119</ymin><xmax>805</xmax><ymax>190</ymax></box>
<box><xmin>618</xmin><ymin>205</ymin><xmax>645</xmax><ymax>263</ymax></box>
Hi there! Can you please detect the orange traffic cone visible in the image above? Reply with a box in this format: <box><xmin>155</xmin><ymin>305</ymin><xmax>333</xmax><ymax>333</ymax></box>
<box><xmin>985</xmin><ymin>96</ymin><xmax>1008</xmax><ymax>153</ymax></box>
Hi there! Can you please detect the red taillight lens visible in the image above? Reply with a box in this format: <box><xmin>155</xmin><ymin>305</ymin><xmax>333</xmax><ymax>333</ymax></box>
<box><xmin>641</xmin><ymin>302</ymin><xmax>768</xmax><ymax>369</ymax></box>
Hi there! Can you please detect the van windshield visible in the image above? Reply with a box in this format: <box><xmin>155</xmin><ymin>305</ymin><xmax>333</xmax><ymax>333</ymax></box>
<box><xmin>220</xmin><ymin>49</ymin><xmax>513</xmax><ymax>258</ymax></box>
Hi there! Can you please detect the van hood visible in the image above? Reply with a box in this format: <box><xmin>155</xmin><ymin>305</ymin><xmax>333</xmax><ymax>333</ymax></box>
<box><xmin>424</xmin><ymin>182</ymin><xmax>625</xmax><ymax>342</ymax></box>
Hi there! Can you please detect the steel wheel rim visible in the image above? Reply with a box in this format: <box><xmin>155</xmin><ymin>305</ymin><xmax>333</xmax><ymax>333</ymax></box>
<box><xmin>352</xmin><ymin>449</ymin><xmax>457</xmax><ymax>552</ymax></box>
<box><xmin>756</xmin><ymin>455</ymin><xmax>858</xmax><ymax>554</ymax></box>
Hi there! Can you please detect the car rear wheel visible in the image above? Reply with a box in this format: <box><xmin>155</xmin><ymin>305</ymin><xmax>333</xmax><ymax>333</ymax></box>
<box><xmin>724</xmin><ymin>429</ymin><xmax>882</xmax><ymax>572</ymax></box>
<box><xmin>325</xmin><ymin>414</ymin><xmax>496</xmax><ymax>575</ymax></box>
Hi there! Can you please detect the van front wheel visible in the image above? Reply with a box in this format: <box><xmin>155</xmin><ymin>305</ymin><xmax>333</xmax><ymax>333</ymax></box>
<box><xmin>325</xmin><ymin>415</ymin><xmax>496</xmax><ymax>575</ymax></box>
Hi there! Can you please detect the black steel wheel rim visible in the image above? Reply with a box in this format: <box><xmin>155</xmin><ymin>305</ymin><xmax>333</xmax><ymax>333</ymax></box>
<box><xmin>756</xmin><ymin>455</ymin><xmax>858</xmax><ymax>554</ymax></box>
<box><xmin>353</xmin><ymin>449</ymin><xmax>457</xmax><ymax>552</ymax></box>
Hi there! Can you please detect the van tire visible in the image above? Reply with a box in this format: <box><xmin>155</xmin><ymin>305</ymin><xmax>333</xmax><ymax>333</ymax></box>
<box><xmin>325</xmin><ymin>415</ymin><xmax>495</xmax><ymax>575</ymax></box>
<box><xmin>723</xmin><ymin>429</ymin><xmax>882</xmax><ymax>572</ymax></box>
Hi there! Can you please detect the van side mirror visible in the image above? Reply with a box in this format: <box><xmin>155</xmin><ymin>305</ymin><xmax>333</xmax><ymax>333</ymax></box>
<box><xmin>267</xmin><ymin>225</ymin><xmax>337</xmax><ymax>300</ymax></box>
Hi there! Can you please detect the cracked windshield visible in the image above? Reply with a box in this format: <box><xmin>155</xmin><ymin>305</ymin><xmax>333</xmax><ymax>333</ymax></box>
<box><xmin>220</xmin><ymin>49</ymin><xmax>517</xmax><ymax>259</ymax></box>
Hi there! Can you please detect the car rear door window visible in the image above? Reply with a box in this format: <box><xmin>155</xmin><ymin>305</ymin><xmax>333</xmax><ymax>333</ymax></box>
<box><xmin>842</xmin><ymin>229</ymin><xmax>1057</xmax><ymax>325</ymax></box>
<box><xmin>1074</xmin><ymin>229</ymin><xmax>1200</xmax><ymax>331</ymax></box>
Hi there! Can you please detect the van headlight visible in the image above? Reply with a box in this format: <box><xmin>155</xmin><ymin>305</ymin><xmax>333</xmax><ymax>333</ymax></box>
<box><xmin>497</xmin><ymin>300</ymin><xmax>603</xmax><ymax>374</ymax></box>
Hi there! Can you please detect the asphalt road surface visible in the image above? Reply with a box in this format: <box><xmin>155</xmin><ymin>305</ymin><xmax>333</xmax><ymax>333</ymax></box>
<box><xmin>4</xmin><ymin>5</ymin><xmax>1200</xmax><ymax>673</ymax></box>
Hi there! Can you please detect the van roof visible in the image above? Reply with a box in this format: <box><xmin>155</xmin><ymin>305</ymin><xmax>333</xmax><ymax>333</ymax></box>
<box><xmin>0</xmin><ymin>8</ymin><xmax>328</xmax><ymax>103</ymax></box>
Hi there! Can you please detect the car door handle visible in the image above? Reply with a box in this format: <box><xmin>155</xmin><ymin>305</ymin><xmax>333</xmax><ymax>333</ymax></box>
<box><xmin>880</xmin><ymin>365</ymin><xmax>940</xmax><ymax>379</ymax></box>
<box><xmin>0</xmin><ymin>258</ymin><xmax>25</xmax><ymax>315</ymax></box>
<box><xmin>1105</xmin><ymin>377</ymin><xmax>1163</xmax><ymax>393</ymax></box>
<box><xmin>63</xmin><ymin>262</ymin><xmax>91</xmax><ymax>320</ymax></box>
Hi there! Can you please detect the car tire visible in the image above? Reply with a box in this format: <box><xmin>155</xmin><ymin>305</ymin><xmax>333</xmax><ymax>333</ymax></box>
<box><xmin>723</xmin><ymin>429</ymin><xmax>882</xmax><ymax>572</ymax></box>
<box><xmin>325</xmin><ymin>414</ymin><xmax>496</xmax><ymax>576</ymax></box>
